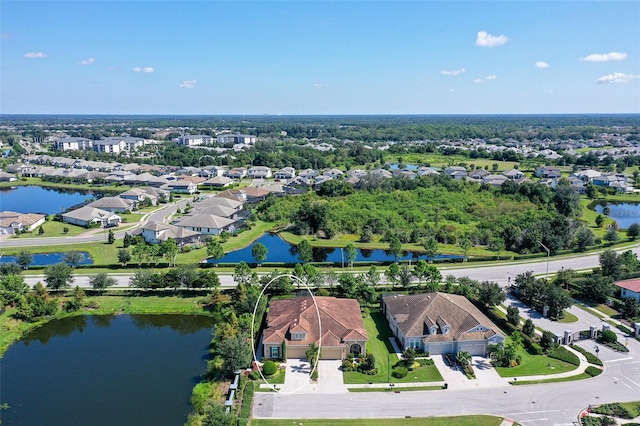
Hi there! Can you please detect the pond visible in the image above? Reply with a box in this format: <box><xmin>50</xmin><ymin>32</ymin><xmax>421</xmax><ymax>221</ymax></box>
<box><xmin>210</xmin><ymin>233</ymin><xmax>463</xmax><ymax>264</ymax></box>
<box><xmin>594</xmin><ymin>202</ymin><xmax>640</xmax><ymax>229</ymax></box>
<box><xmin>0</xmin><ymin>185</ymin><xmax>94</xmax><ymax>215</ymax></box>
<box><xmin>387</xmin><ymin>163</ymin><xmax>419</xmax><ymax>171</ymax></box>
<box><xmin>0</xmin><ymin>314</ymin><xmax>215</xmax><ymax>426</ymax></box>
<box><xmin>0</xmin><ymin>251</ymin><xmax>94</xmax><ymax>266</ymax></box>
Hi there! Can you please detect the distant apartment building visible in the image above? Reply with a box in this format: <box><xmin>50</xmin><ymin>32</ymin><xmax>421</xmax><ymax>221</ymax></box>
<box><xmin>54</xmin><ymin>137</ymin><xmax>93</xmax><ymax>151</ymax></box>
<box><xmin>216</xmin><ymin>134</ymin><xmax>257</xmax><ymax>145</ymax></box>
<box><xmin>176</xmin><ymin>134</ymin><xmax>213</xmax><ymax>146</ymax></box>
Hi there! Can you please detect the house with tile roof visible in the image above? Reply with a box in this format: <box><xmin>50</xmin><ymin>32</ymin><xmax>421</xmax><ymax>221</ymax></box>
<box><xmin>174</xmin><ymin>213</ymin><xmax>236</xmax><ymax>235</ymax></box>
<box><xmin>61</xmin><ymin>206</ymin><xmax>121</xmax><ymax>228</ymax></box>
<box><xmin>262</xmin><ymin>296</ymin><xmax>368</xmax><ymax>360</ymax></box>
<box><xmin>615</xmin><ymin>278</ymin><xmax>640</xmax><ymax>302</ymax></box>
<box><xmin>131</xmin><ymin>221</ymin><xmax>200</xmax><ymax>245</ymax></box>
<box><xmin>86</xmin><ymin>196</ymin><xmax>135</xmax><ymax>213</ymax></box>
<box><xmin>382</xmin><ymin>292</ymin><xmax>505</xmax><ymax>356</ymax></box>
<box><xmin>0</xmin><ymin>211</ymin><xmax>46</xmax><ymax>234</ymax></box>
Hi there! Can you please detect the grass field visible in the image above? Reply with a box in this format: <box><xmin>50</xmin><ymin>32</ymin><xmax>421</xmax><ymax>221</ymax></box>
<box><xmin>13</xmin><ymin>219</ymin><xmax>88</xmax><ymax>238</ymax></box>
<box><xmin>250</xmin><ymin>415</ymin><xmax>506</xmax><ymax>426</ymax></box>
<box><xmin>494</xmin><ymin>338</ymin><xmax>578</xmax><ymax>378</ymax></box>
<box><xmin>343</xmin><ymin>311</ymin><xmax>443</xmax><ymax>385</ymax></box>
<box><xmin>558</xmin><ymin>310</ymin><xmax>579</xmax><ymax>323</ymax></box>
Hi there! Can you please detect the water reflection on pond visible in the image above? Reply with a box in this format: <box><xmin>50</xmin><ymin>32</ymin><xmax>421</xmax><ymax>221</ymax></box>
<box><xmin>1</xmin><ymin>314</ymin><xmax>214</xmax><ymax>426</ymax></box>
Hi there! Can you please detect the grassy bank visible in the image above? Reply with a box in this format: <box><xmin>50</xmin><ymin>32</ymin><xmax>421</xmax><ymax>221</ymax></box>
<box><xmin>0</xmin><ymin>177</ymin><xmax>131</xmax><ymax>193</ymax></box>
<box><xmin>0</xmin><ymin>291</ymin><xmax>213</xmax><ymax>356</ymax></box>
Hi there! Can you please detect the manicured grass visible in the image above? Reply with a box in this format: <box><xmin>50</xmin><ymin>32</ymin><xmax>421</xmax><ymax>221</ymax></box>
<box><xmin>250</xmin><ymin>415</ymin><xmax>505</xmax><ymax>426</ymax></box>
<box><xmin>12</xmin><ymin>219</ymin><xmax>87</xmax><ymax>238</ymax></box>
<box><xmin>347</xmin><ymin>385</ymin><xmax>444</xmax><ymax>392</ymax></box>
<box><xmin>2</xmin><ymin>240</ymin><xmax>121</xmax><ymax>265</ymax></box>
<box><xmin>0</xmin><ymin>291</ymin><xmax>212</xmax><ymax>355</ymax></box>
<box><xmin>119</xmin><ymin>212</ymin><xmax>145</xmax><ymax>223</ymax></box>
<box><xmin>343</xmin><ymin>311</ymin><xmax>443</xmax><ymax>384</ymax></box>
<box><xmin>0</xmin><ymin>177</ymin><xmax>130</xmax><ymax>193</ymax></box>
<box><xmin>594</xmin><ymin>304</ymin><xmax>618</xmax><ymax>317</ymax></box>
<box><xmin>558</xmin><ymin>310</ymin><xmax>579</xmax><ymax>323</ymax></box>
<box><xmin>494</xmin><ymin>337</ymin><xmax>578</xmax><ymax>378</ymax></box>
<box><xmin>261</xmin><ymin>367</ymin><xmax>286</xmax><ymax>385</ymax></box>
<box><xmin>512</xmin><ymin>372</ymin><xmax>592</xmax><ymax>385</ymax></box>
<box><xmin>576</xmin><ymin>304</ymin><xmax>606</xmax><ymax>319</ymax></box>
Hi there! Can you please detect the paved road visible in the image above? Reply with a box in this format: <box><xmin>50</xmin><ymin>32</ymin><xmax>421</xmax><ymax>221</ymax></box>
<box><xmin>0</xmin><ymin>198</ymin><xmax>191</xmax><ymax>248</ymax></box>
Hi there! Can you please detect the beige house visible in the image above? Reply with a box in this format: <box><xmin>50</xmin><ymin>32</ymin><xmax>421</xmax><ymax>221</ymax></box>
<box><xmin>62</xmin><ymin>206</ymin><xmax>121</xmax><ymax>228</ymax></box>
<box><xmin>0</xmin><ymin>211</ymin><xmax>46</xmax><ymax>234</ymax></box>
<box><xmin>382</xmin><ymin>292</ymin><xmax>505</xmax><ymax>356</ymax></box>
<box><xmin>262</xmin><ymin>296</ymin><xmax>367</xmax><ymax>360</ymax></box>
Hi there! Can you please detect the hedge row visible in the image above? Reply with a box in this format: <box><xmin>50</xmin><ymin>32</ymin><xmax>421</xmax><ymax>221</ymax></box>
<box><xmin>237</xmin><ymin>380</ymin><xmax>254</xmax><ymax>426</ymax></box>
<box><xmin>585</xmin><ymin>366</ymin><xmax>603</xmax><ymax>377</ymax></box>
<box><xmin>547</xmin><ymin>346</ymin><xmax>580</xmax><ymax>366</ymax></box>
<box><xmin>570</xmin><ymin>344</ymin><xmax>603</xmax><ymax>366</ymax></box>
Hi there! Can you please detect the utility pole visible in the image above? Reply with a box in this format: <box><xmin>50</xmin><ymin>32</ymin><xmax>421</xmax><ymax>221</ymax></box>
<box><xmin>538</xmin><ymin>241</ymin><xmax>550</xmax><ymax>281</ymax></box>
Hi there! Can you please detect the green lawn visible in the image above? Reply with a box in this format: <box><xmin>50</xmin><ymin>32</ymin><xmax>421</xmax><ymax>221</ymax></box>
<box><xmin>558</xmin><ymin>310</ymin><xmax>579</xmax><ymax>323</ymax></box>
<box><xmin>12</xmin><ymin>219</ymin><xmax>88</xmax><ymax>238</ymax></box>
<box><xmin>250</xmin><ymin>415</ymin><xmax>505</xmax><ymax>426</ymax></box>
<box><xmin>494</xmin><ymin>341</ymin><xmax>578</xmax><ymax>378</ymax></box>
<box><xmin>348</xmin><ymin>385</ymin><xmax>444</xmax><ymax>392</ymax></box>
<box><xmin>343</xmin><ymin>311</ymin><xmax>443</xmax><ymax>384</ymax></box>
<box><xmin>512</xmin><ymin>373</ymin><xmax>591</xmax><ymax>385</ymax></box>
<box><xmin>593</xmin><ymin>304</ymin><xmax>618</xmax><ymax>317</ymax></box>
<box><xmin>3</xmin><ymin>240</ymin><xmax>121</xmax><ymax>265</ymax></box>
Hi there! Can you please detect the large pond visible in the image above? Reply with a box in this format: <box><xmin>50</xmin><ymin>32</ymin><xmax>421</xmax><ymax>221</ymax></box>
<box><xmin>0</xmin><ymin>314</ymin><xmax>215</xmax><ymax>426</ymax></box>
<box><xmin>0</xmin><ymin>251</ymin><xmax>94</xmax><ymax>266</ymax></box>
<box><xmin>211</xmin><ymin>233</ymin><xmax>463</xmax><ymax>264</ymax></box>
<box><xmin>0</xmin><ymin>185</ymin><xmax>93</xmax><ymax>215</ymax></box>
<box><xmin>594</xmin><ymin>202</ymin><xmax>640</xmax><ymax>229</ymax></box>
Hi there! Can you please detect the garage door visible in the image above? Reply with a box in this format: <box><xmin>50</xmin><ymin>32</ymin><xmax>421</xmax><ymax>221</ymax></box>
<box><xmin>320</xmin><ymin>347</ymin><xmax>343</xmax><ymax>360</ymax></box>
<box><xmin>427</xmin><ymin>342</ymin><xmax>454</xmax><ymax>355</ymax></box>
<box><xmin>458</xmin><ymin>343</ymin><xmax>486</xmax><ymax>356</ymax></box>
<box><xmin>287</xmin><ymin>346</ymin><xmax>307</xmax><ymax>359</ymax></box>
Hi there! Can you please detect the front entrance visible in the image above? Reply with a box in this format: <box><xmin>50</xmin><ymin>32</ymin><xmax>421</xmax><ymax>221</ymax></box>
<box><xmin>349</xmin><ymin>343</ymin><xmax>362</xmax><ymax>357</ymax></box>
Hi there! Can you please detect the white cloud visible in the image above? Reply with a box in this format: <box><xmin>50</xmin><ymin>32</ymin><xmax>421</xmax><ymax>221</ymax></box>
<box><xmin>179</xmin><ymin>79</ymin><xmax>197</xmax><ymax>89</ymax></box>
<box><xmin>474</xmin><ymin>75</ymin><xmax>497</xmax><ymax>83</ymax></box>
<box><xmin>475</xmin><ymin>31</ymin><xmax>508</xmax><ymax>48</ymax></box>
<box><xmin>449</xmin><ymin>88</ymin><xmax>455</xmax><ymax>92</ymax></box>
<box><xmin>535</xmin><ymin>61</ymin><xmax>549</xmax><ymax>68</ymax></box>
<box><xmin>581</xmin><ymin>52</ymin><xmax>627</xmax><ymax>62</ymax></box>
<box><xmin>441</xmin><ymin>68</ymin><xmax>465</xmax><ymax>76</ymax></box>
<box><xmin>79</xmin><ymin>57</ymin><xmax>95</xmax><ymax>65</ymax></box>
<box><xmin>596</xmin><ymin>72</ymin><xmax>640</xmax><ymax>84</ymax></box>
<box><xmin>24</xmin><ymin>52</ymin><xmax>47</xmax><ymax>59</ymax></box>
<box><xmin>313</xmin><ymin>83</ymin><xmax>329</xmax><ymax>90</ymax></box>
<box><xmin>133</xmin><ymin>66</ymin><xmax>154</xmax><ymax>73</ymax></box>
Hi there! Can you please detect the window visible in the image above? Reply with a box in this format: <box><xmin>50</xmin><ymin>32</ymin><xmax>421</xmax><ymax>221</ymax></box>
<box><xmin>291</xmin><ymin>332</ymin><xmax>306</xmax><ymax>341</ymax></box>
<box><xmin>409</xmin><ymin>340</ymin><xmax>420</xmax><ymax>350</ymax></box>
<box><xmin>270</xmin><ymin>346</ymin><xmax>280</xmax><ymax>358</ymax></box>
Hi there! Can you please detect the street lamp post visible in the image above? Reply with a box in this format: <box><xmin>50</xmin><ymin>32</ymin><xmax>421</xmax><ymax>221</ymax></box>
<box><xmin>538</xmin><ymin>241</ymin><xmax>550</xmax><ymax>281</ymax></box>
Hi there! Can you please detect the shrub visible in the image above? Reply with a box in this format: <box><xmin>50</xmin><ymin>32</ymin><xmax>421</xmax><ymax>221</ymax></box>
<box><xmin>547</xmin><ymin>346</ymin><xmax>580</xmax><ymax>366</ymax></box>
<box><xmin>249</xmin><ymin>370</ymin><xmax>260</xmax><ymax>380</ymax></box>
<box><xmin>600</xmin><ymin>329</ymin><xmax>617</xmax><ymax>344</ymax></box>
<box><xmin>592</xmin><ymin>402</ymin><xmax>635</xmax><ymax>419</ymax></box>
<box><xmin>310</xmin><ymin>369</ymin><xmax>318</xmax><ymax>381</ymax></box>
<box><xmin>262</xmin><ymin>360</ymin><xmax>277</xmax><ymax>376</ymax></box>
<box><xmin>585</xmin><ymin>366</ymin><xmax>603</xmax><ymax>377</ymax></box>
<box><xmin>392</xmin><ymin>366</ymin><xmax>408</xmax><ymax>378</ymax></box>
<box><xmin>463</xmin><ymin>364</ymin><xmax>476</xmax><ymax>379</ymax></box>
<box><xmin>418</xmin><ymin>358</ymin><xmax>434</xmax><ymax>366</ymax></box>
<box><xmin>341</xmin><ymin>360</ymin><xmax>355</xmax><ymax>372</ymax></box>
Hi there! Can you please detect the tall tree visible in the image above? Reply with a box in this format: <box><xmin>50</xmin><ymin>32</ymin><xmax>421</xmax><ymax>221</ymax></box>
<box><xmin>206</xmin><ymin>240</ymin><xmax>225</xmax><ymax>266</ymax></box>
<box><xmin>117</xmin><ymin>248</ymin><xmax>131</xmax><ymax>266</ymax></box>
<box><xmin>90</xmin><ymin>272</ymin><xmax>116</xmax><ymax>291</ymax></box>
<box><xmin>476</xmin><ymin>281</ymin><xmax>506</xmax><ymax>307</ymax></box>
<box><xmin>458</xmin><ymin>237</ymin><xmax>473</xmax><ymax>261</ymax></box>
<box><xmin>17</xmin><ymin>250</ymin><xmax>33</xmax><ymax>270</ymax></box>
<box><xmin>422</xmin><ymin>236</ymin><xmax>439</xmax><ymax>262</ymax></box>
<box><xmin>44</xmin><ymin>262</ymin><xmax>74</xmax><ymax>290</ymax></box>
<box><xmin>627</xmin><ymin>223</ymin><xmax>640</xmax><ymax>241</ymax></box>
<box><xmin>63</xmin><ymin>251</ymin><xmax>84</xmax><ymax>268</ymax></box>
<box><xmin>388</xmin><ymin>237</ymin><xmax>403</xmax><ymax>263</ymax></box>
<box><xmin>344</xmin><ymin>243</ymin><xmax>357</xmax><ymax>269</ymax></box>
<box><xmin>582</xmin><ymin>273</ymin><xmax>614</xmax><ymax>304</ymax></box>
<box><xmin>251</xmin><ymin>242</ymin><xmax>268</xmax><ymax>266</ymax></box>
<box><xmin>160</xmin><ymin>239</ymin><xmax>178</xmax><ymax>266</ymax></box>
<box><xmin>599</xmin><ymin>249</ymin><xmax>622</xmax><ymax>278</ymax></box>
<box><xmin>296</xmin><ymin>239</ymin><xmax>313</xmax><ymax>263</ymax></box>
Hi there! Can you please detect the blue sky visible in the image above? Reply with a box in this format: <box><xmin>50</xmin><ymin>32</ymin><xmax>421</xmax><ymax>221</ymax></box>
<box><xmin>1</xmin><ymin>1</ymin><xmax>639</xmax><ymax>114</ymax></box>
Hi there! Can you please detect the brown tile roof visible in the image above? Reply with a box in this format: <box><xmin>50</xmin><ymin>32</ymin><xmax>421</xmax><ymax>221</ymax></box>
<box><xmin>263</xmin><ymin>296</ymin><xmax>367</xmax><ymax>349</ymax></box>
<box><xmin>382</xmin><ymin>292</ymin><xmax>504</xmax><ymax>343</ymax></box>
<box><xmin>615</xmin><ymin>278</ymin><xmax>640</xmax><ymax>293</ymax></box>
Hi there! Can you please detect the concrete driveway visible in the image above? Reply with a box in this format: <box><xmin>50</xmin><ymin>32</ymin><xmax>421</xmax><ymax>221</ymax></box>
<box><xmin>280</xmin><ymin>359</ymin><xmax>347</xmax><ymax>394</ymax></box>
<box><xmin>432</xmin><ymin>355</ymin><xmax>508</xmax><ymax>389</ymax></box>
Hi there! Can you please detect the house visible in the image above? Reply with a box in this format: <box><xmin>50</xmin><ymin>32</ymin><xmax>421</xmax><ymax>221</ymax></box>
<box><xmin>369</xmin><ymin>168</ymin><xmax>393</xmax><ymax>178</ymax></box>
<box><xmin>445</xmin><ymin>166</ymin><xmax>467</xmax><ymax>177</ymax></box>
<box><xmin>382</xmin><ymin>292</ymin><xmax>505</xmax><ymax>356</ymax></box>
<box><xmin>161</xmin><ymin>180</ymin><xmax>198</xmax><ymax>194</ymax></box>
<box><xmin>502</xmin><ymin>169</ymin><xmax>524</xmax><ymax>180</ymax></box>
<box><xmin>93</xmin><ymin>138</ymin><xmax>126</xmax><ymax>154</ymax></box>
<box><xmin>482</xmin><ymin>174</ymin><xmax>508</xmax><ymax>187</ymax></box>
<box><xmin>248</xmin><ymin>166</ymin><xmax>273</xmax><ymax>179</ymax></box>
<box><xmin>274</xmin><ymin>167</ymin><xmax>296</xmax><ymax>180</ymax></box>
<box><xmin>615</xmin><ymin>279</ymin><xmax>640</xmax><ymax>303</ymax></box>
<box><xmin>534</xmin><ymin>166</ymin><xmax>562</xmax><ymax>179</ymax></box>
<box><xmin>323</xmin><ymin>168</ymin><xmax>344</xmax><ymax>179</ymax></box>
<box><xmin>241</xmin><ymin>186</ymin><xmax>270</xmax><ymax>202</ymax></box>
<box><xmin>216</xmin><ymin>134</ymin><xmax>257</xmax><ymax>145</ymax></box>
<box><xmin>418</xmin><ymin>166</ymin><xmax>440</xmax><ymax>177</ymax></box>
<box><xmin>262</xmin><ymin>296</ymin><xmax>368</xmax><ymax>360</ymax></box>
<box><xmin>195</xmin><ymin>195</ymin><xmax>244</xmax><ymax>211</ymax></box>
<box><xmin>176</xmin><ymin>135</ymin><xmax>213</xmax><ymax>146</ymax></box>
<box><xmin>468</xmin><ymin>169</ymin><xmax>490</xmax><ymax>180</ymax></box>
<box><xmin>0</xmin><ymin>211</ymin><xmax>46</xmax><ymax>234</ymax></box>
<box><xmin>62</xmin><ymin>206</ymin><xmax>121</xmax><ymax>227</ymax></box>
<box><xmin>199</xmin><ymin>166</ymin><xmax>226</xmax><ymax>178</ymax></box>
<box><xmin>0</xmin><ymin>171</ymin><xmax>17</xmax><ymax>182</ymax></box>
<box><xmin>226</xmin><ymin>167</ymin><xmax>248</xmax><ymax>179</ymax></box>
<box><xmin>298</xmin><ymin>169</ymin><xmax>319</xmax><ymax>179</ymax></box>
<box><xmin>86</xmin><ymin>196</ymin><xmax>135</xmax><ymax>213</ymax></box>
<box><xmin>118</xmin><ymin>187</ymin><xmax>168</xmax><ymax>206</ymax></box>
<box><xmin>174</xmin><ymin>214</ymin><xmax>236</xmax><ymax>235</ymax></box>
<box><xmin>572</xmin><ymin>169</ymin><xmax>602</xmax><ymax>182</ymax></box>
<box><xmin>191</xmin><ymin>204</ymin><xmax>239</xmax><ymax>219</ymax></box>
<box><xmin>131</xmin><ymin>221</ymin><xmax>201</xmax><ymax>245</ymax></box>
<box><xmin>202</xmin><ymin>176</ymin><xmax>234</xmax><ymax>188</ymax></box>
